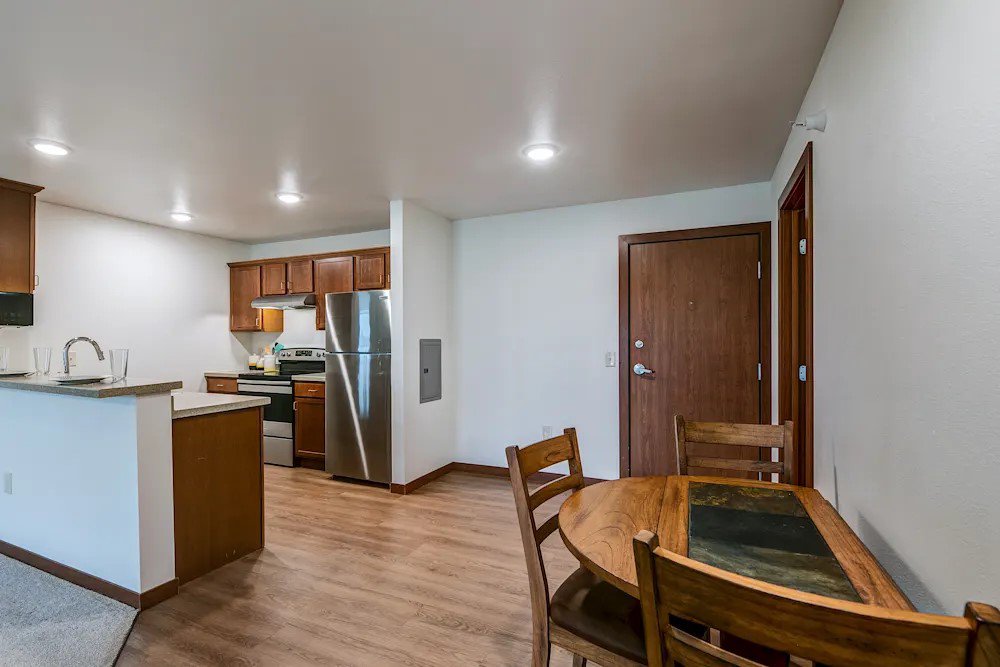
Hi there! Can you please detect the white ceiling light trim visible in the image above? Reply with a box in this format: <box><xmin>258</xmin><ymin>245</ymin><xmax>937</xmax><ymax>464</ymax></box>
<box><xmin>276</xmin><ymin>191</ymin><xmax>304</xmax><ymax>204</ymax></box>
<box><xmin>29</xmin><ymin>138</ymin><xmax>72</xmax><ymax>156</ymax></box>
<box><xmin>522</xmin><ymin>144</ymin><xmax>559</xmax><ymax>163</ymax></box>
<box><xmin>170</xmin><ymin>211</ymin><xmax>193</xmax><ymax>223</ymax></box>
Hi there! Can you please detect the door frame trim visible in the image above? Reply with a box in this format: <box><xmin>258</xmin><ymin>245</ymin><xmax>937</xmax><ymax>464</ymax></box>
<box><xmin>778</xmin><ymin>142</ymin><xmax>815</xmax><ymax>487</ymax></box>
<box><xmin>618</xmin><ymin>222</ymin><xmax>772</xmax><ymax>477</ymax></box>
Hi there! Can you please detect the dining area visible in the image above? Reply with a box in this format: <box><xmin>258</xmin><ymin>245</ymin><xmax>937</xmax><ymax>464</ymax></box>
<box><xmin>505</xmin><ymin>419</ymin><xmax>1000</xmax><ymax>666</ymax></box>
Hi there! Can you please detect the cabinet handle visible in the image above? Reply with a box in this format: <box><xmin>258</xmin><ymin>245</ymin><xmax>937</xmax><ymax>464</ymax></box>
<box><xmin>293</xmin><ymin>402</ymin><xmax>297</xmax><ymax>411</ymax></box>
<box><xmin>308</xmin><ymin>388</ymin><xmax>318</xmax><ymax>393</ymax></box>
<box><xmin>255</xmin><ymin>316</ymin><xmax>260</xmax><ymax>327</ymax></box>
<box><xmin>34</xmin><ymin>274</ymin><xmax>39</xmax><ymax>287</ymax></box>
<box><xmin>281</xmin><ymin>281</ymin><xmax>285</xmax><ymax>291</ymax></box>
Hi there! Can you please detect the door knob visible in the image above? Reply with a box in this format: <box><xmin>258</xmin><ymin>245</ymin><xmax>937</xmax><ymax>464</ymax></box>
<box><xmin>633</xmin><ymin>363</ymin><xmax>654</xmax><ymax>376</ymax></box>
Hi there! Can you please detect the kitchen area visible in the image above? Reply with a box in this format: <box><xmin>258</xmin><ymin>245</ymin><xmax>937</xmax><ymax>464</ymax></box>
<box><xmin>0</xmin><ymin>174</ymin><xmax>395</xmax><ymax>612</ymax></box>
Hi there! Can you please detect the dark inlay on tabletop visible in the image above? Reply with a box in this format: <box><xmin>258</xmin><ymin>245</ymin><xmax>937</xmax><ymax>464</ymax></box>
<box><xmin>688</xmin><ymin>482</ymin><xmax>861</xmax><ymax>602</ymax></box>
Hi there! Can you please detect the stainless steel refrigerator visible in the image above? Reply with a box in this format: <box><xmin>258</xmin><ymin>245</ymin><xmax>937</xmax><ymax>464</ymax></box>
<box><xmin>324</xmin><ymin>290</ymin><xmax>392</xmax><ymax>483</ymax></box>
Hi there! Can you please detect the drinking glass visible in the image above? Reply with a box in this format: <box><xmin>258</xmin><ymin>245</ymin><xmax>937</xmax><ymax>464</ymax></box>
<box><xmin>33</xmin><ymin>347</ymin><xmax>52</xmax><ymax>376</ymax></box>
<box><xmin>0</xmin><ymin>347</ymin><xmax>8</xmax><ymax>372</ymax></box>
<box><xmin>109</xmin><ymin>348</ymin><xmax>129</xmax><ymax>382</ymax></box>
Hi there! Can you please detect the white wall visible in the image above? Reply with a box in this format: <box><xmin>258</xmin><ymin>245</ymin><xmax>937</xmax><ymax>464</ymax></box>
<box><xmin>248</xmin><ymin>229</ymin><xmax>389</xmax><ymax>260</ymax></box>
<box><xmin>770</xmin><ymin>0</ymin><xmax>1000</xmax><ymax>614</ymax></box>
<box><xmin>453</xmin><ymin>183</ymin><xmax>772</xmax><ymax>480</ymax></box>
<box><xmin>0</xmin><ymin>203</ymin><xmax>250</xmax><ymax>391</ymax></box>
<box><xmin>390</xmin><ymin>201</ymin><xmax>455</xmax><ymax>484</ymax></box>
<box><xmin>245</xmin><ymin>230</ymin><xmax>391</xmax><ymax>352</ymax></box>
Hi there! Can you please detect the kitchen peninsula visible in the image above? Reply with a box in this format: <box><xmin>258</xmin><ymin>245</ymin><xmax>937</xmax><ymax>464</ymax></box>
<box><xmin>0</xmin><ymin>376</ymin><xmax>268</xmax><ymax>608</ymax></box>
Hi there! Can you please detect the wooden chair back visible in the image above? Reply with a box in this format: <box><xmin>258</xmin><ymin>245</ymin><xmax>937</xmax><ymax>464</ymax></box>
<box><xmin>506</xmin><ymin>429</ymin><xmax>587</xmax><ymax>648</ymax></box>
<box><xmin>675</xmin><ymin>415</ymin><xmax>796</xmax><ymax>484</ymax></box>
<box><xmin>632</xmin><ymin>530</ymin><xmax>1000</xmax><ymax>667</ymax></box>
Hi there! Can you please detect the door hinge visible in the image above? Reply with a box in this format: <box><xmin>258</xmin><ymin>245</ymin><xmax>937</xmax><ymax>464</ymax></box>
<box><xmin>798</xmin><ymin>364</ymin><xmax>807</xmax><ymax>382</ymax></box>
<box><xmin>757</xmin><ymin>261</ymin><xmax>761</xmax><ymax>279</ymax></box>
<box><xmin>757</xmin><ymin>363</ymin><xmax>762</xmax><ymax>381</ymax></box>
<box><xmin>799</xmin><ymin>239</ymin><xmax>807</xmax><ymax>255</ymax></box>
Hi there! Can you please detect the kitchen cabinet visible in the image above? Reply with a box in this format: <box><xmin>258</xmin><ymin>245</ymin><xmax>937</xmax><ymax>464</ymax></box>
<box><xmin>261</xmin><ymin>263</ymin><xmax>287</xmax><ymax>295</ymax></box>
<box><xmin>206</xmin><ymin>376</ymin><xmax>239</xmax><ymax>394</ymax></box>
<box><xmin>314</xmin><ymin>256</ymin><xmax>354</xmax><ymax>330</ymax></box>
<box><xmin>294</xmin><ymin>383</ymin><xmax>325</xmax><ymax>462</ymax></box>
<box><xmin>229</xmin><ymin>265</ymin><xmax>283</xmax><ymax>332</ymax></box>
<box><xmin>354</xmin><ymin>251</ymin><xmax>388</xmax><ymax>290</ymax></box>
<box><xmin>172</xmin><ymin>407</ymin><xmax>264</xmax><ymax>585</ymax></box>
<box><xmin>287</xmin><ymin>259</ymin><xmax>314</xmax><ymax>294</ymax></box>
<box><xmin>0</xmin><ymin>177</ymin><xmax>44</xmax><ymax>294</ymax></box>
<box><xmin>228</xmin><ymin>246</ymin><xmax>387</xmax><ymax>333</ymax></box>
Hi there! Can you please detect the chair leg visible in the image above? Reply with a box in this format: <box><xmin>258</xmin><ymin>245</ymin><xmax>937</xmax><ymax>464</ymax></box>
<box><xmin>572</xmin><ymin>655</ymin><xmax>587</xmax><ymax>667</ymax></box>
<box><xmin>531</xmin><ymin>627</ymin><xmax>550</xmax><ymax>667</ymax></box>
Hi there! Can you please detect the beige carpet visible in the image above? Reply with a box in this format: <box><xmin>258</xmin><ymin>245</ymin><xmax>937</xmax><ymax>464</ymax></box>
<box><xmin>0</xmin><ymin>555</ymin><xmax>137</xmax><ymax>666</ymax></box>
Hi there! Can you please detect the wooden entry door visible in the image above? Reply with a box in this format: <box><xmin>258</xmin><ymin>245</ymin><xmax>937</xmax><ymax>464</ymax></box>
<box><xmin>619</xmin><ymin>224</ymin><xmax>770</xmax><ymax>477</ymax></box>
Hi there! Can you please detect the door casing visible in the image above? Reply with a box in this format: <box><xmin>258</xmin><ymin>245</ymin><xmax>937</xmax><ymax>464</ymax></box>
<box><xmin>618</xmin><ymin>222</ymin><xmax>772</xmax><ymax>477</ymax></box>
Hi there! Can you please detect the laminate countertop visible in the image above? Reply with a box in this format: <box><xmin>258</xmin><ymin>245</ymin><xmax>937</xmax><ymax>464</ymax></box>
<box><xmin>204</xmin><ymin>371</ymin><xmax>244</xmax><ymax>378</ymax></box>
<box><xmin>171</xmin><ymin>392</ymin><xmax>271</xmax><ymax>420</ymax></box>
<box><xmin>0</xmin><ymin>375</ymin><xmax>182</xmax><ymax>398</ymax></box>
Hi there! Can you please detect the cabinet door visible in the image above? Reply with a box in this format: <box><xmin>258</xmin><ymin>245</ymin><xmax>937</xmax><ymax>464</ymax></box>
<box><xmin>261</xmin><ymin>263</ymin><xmax>287</xmax><ymax>295</ymax></box>
<box><xmin>354</xmin><ymin>252</ymin><xmax>387</xmax><ymax>290</ymax></box>
<box><xmin>0</xmin><ymin>180</ymin><xmax>41</xmax><ymax>294</ymax></box>
<box><xmin>294</xmin><ymin>398</ymin><xmax>325</xmax><ymax>459</ymax></box>
<box><xmin>314</xmin><ymin>256</ymin><xmax>354</xmax><ymax>330</ymax></box>
<box><xmin>287</xmin><ymin>259</ymin><xmax>314</xmax><ymax>294</ymax></box>
<box><xmin>230</xmin><ymin>265</ymin><xmax>263</xmax><ymax>331</ymax></box>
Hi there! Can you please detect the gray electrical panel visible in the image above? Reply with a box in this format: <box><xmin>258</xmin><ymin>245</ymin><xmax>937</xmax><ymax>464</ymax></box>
<box><xmin>419</xmin><ymin>339</ymin><xmax>442</xmax><ymax>403</ymax></box>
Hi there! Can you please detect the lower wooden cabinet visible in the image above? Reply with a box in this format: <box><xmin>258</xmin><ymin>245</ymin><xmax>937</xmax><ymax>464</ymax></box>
<box><xmin>206</xmin><ymin>376</ymin><xmax>238</xmax><ymax>394</ymax></box>
<box><xmin>294</xmin><ymin>383</ymin><xmax>325</xmax><ymax>463</ymax></box>
<box><xmin>172</xmin><ymin>408</ymin><xmax>264</xmax><ymax>585</ymax></box>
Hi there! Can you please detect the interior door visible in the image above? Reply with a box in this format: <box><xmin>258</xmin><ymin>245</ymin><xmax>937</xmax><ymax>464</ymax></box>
<box><xmin>626</xmin><ymin>231</ymin><xmax>763</xmax><ymax>477</ymax></box>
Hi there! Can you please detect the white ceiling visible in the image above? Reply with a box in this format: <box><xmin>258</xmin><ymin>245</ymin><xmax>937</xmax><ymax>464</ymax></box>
<box><xmin>0</xmin><ymin>0</ymin><xmax>841</xmax><ymax>242</ymax></box>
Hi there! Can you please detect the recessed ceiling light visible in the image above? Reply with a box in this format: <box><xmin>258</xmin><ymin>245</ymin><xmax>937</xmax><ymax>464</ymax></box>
<box><xmin>523</xmin><ymin>144</ymin><xmax>559</xmax><ymax>162</ymax></box>
<box><xmin>276</xmin><ymin>191</ymin><xmax>304</xmax><ymax>205</ymax></box>
<box><xmin>171</xmin><ymin>211</ymin><xmax>193</xmax><ymax>223</ymax></box>
<box><xmin>29</xmin><ymin>139</ymin><xmax>72</xmax><ymax>157</ymax></box>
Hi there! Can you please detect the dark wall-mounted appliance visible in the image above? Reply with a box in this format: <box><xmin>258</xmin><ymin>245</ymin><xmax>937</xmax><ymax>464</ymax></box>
<box><xmin>0</xmin><ymin>292</ymin><xmax>32</xmax><ymax>326</ymax></box>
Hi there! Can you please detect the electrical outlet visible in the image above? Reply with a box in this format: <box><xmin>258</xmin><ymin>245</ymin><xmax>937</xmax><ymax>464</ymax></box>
<box><xmin>541</xmin><ymin>425</ymin><xmax>553</xmax><ymax>439</ymax></box>
<box><xmin>3</xmin><ymin>472</ymin><xmax>12</xmax><ymax>495</ymax></box>
<box><xmin>605</xmin><ymin>352</ymin><xmax>616</xmax><ymax>367</ymax></box>
<box><xmin>68</xmin><ymin>351</ymin><xmax>78</xmax><ymax>367</ymax></box>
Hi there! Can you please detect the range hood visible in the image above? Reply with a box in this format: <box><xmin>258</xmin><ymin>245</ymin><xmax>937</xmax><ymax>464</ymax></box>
<box><xmin>250</xmin><ymin>294</ymin><xmax>317</xmax><ymax>310</ymax></box>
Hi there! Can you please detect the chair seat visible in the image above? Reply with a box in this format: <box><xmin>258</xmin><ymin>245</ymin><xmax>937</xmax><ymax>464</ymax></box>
<box><xmin>550</xmin><ymin>567</ymin><xmax>647</xmax><ymax>663</ymax></box>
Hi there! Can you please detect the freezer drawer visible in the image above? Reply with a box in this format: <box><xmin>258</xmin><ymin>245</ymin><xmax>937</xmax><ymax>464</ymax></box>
<box><xmin>324</xmin><ymin>353</ymin><xmax>391</xmax><ymax>483</ymax></box>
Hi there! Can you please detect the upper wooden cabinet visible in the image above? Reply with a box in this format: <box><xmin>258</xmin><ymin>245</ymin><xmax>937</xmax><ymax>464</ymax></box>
<box><xmin>314</xmin><ymin>256</ymin><xmax>354</xmax><ymax>330</ymax></box>
<box><xmin>354</xmin><ymin>252</ymin><xmax>388</xmax><ymax>290</ymax></box>
<box><xmin>0</xmin><ymin>177</ymin><xmax>44</xmax><ymax>294</ymax></box>
<box><xmin>287</xmin><ymin>259</ymin><xmax>314</xmax><ymax>294</ymax></box>
<box><xmin>228</xmin><ymin>246</ymin><xmax>387</xmax><ymax>332</ymax></box>
<box><xmin>230</xmin><ymin>265</ymin><xmax>282</xmax><ymax>332</ymax></box>
<box><xmin>261</xmin><ymin>263</ymin><xmax>287</xmax><ymax>295</ymax></box>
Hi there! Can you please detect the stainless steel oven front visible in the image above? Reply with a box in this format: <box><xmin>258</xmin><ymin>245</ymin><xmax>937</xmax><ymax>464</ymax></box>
<box><xmin>237</xmin><ymin>378</ymin><xmax>294</xmax><ymax>466</ymax></box>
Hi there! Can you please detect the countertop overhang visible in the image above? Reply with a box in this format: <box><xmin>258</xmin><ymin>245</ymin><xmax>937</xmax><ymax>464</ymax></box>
<box><xmin>0</xmin><ymin>376</ymin><xmax>182</xmax><ymax>398</ymax></box>
<box><xmin>172</xmin><ymin>392</ymin><xmax>270</xmax><ymax>420</ymax></box>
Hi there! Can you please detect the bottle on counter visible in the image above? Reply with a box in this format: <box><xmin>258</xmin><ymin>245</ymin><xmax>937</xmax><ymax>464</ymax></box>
<box><xmin>248</xmin><ymin>352</ymin><xmax>260</xmax><ymax>370</ymax></box>
<box><xmin>256</xmin><ymin>348</ymin><xmax>265</xmax><ymax>370</ymax></box>
<box><xmin>262</xmin><ymin>346</ymin><xmax>277</xmax><ymax>374</ymax></box>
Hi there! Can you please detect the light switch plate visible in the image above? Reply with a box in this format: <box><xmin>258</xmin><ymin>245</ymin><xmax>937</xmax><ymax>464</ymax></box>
<box><xmin>541</xmin><ymin>425</ymin><xmax>553</xmax><ymax>439</ymax></box>
<box><xmin>605</xmin><ymin>352</ymin><xmax>616</xmax><ymax>367</ymax></box>
<box><xmin>68</xmin><ymin>351</ymin><xmax>78</xmax><ymax>367</ymax></box>
<box><xmin>3</xmin><ymin>472</ymin><xmax>12</xmax><ymax>495</ymax></box>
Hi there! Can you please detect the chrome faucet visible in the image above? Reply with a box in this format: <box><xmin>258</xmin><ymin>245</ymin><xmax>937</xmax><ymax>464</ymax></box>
<box><xmin>62</xmin><ymin>337</ymin><xmax>105</xmax><ymax>375</ymax></box>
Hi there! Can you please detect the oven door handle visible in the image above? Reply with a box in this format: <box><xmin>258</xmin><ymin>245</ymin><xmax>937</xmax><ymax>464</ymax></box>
<box><xmin>237</xmin><ymin>383</ymin><xmax>293</xmax><ymax>394</ymax></box>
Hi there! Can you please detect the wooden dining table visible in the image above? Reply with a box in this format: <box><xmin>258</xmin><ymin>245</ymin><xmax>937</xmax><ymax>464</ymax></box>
<box><xmin>558</xmin><ymin>475</ymin><xmax>913</xmax><ymax>611</ymax></box>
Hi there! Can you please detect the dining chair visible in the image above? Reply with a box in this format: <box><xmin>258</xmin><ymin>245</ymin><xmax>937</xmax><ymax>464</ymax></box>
<box><xmin>632</xmin><ymin>530</ymin><xmax>1000</xmax><ymax>667</ymax></box>
<box><xmin>507</xmin><ymin>428</ymin><xmax>647</xmax><ymax>667</ymax></box>
<box><xmin>674</xmin><ymin>415</ymin><xmax>796</xmax><ymax>484</ymax></box>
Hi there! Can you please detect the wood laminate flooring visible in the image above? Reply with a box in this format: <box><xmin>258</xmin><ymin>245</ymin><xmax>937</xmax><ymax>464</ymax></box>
<box><xmin>119</xmin><ymin>467</ymin><xmax>580</xmax><ymax>666</ymax></box>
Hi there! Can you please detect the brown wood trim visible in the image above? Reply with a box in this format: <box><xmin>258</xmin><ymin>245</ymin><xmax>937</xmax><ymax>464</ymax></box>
<box><xmin>0</xmin><ymin>538</ymin><xmax>180</xmax><ymax>609</ymax></box>
<box><xmin>618</xmin><ymin>221</ymin><xmax>772</xmax><ymax>478</ymax></box>
<box><xmin>778</xmin><ymin>142</ymin><xmax>815</xmax><ymax>487</ymax></box>
<box><xmin>389</xmin><ymin>462</ymin><xmax>605</xmax><ymax>495</ymax></box>
<box><xmin>0</xmin><ymin>176</ymin><xmax>45</xmax><ymax>195</ymax></box>
<box><xmin>138</xmin><ymin>578</ymin><xmax>180</xmax><ymax>610</ymax></box>
<box><xmin>228</xmin><ymin>245</ymin><xmax>388</xmax><ymax>268</ymax></box>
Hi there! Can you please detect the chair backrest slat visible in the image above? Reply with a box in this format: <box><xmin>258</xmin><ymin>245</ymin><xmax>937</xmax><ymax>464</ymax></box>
<box><xmin>632</xmin><ymin>531</ymin><xmax>1000</xmax><ymax>667</ymax></box>
<box><xmin>676</xmin><ymin>415</ymin><xmax>796</xmax><ymax>484</ymax></box>
<box><xmin>506</xmin><ymin>428</ymin><xmax>587</xmax><ymax>640</ymax></box>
